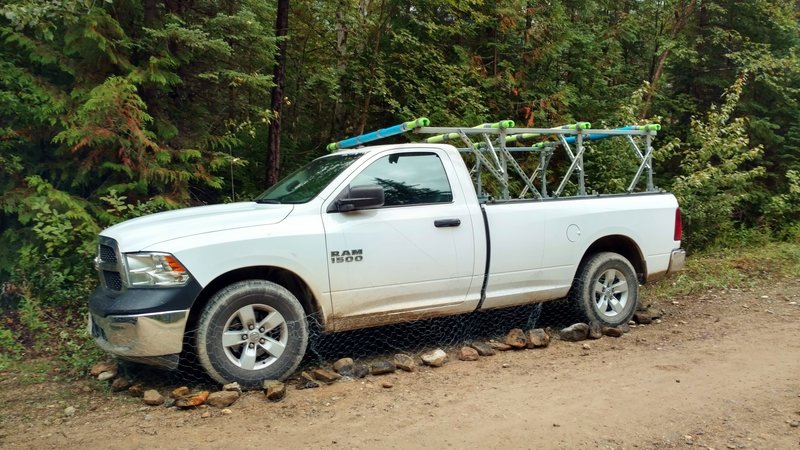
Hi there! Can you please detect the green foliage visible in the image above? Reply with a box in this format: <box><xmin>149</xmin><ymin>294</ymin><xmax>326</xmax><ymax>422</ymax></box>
<box><xmin>0</xmin><ymin>326</ymin><xmax>24</xmax><ymax>367</ymax></box>
<box><xmin>762</xmin><ymin>169</ymin><xmax>800</xmax><ymax>239</ymax></box>
<box><xmin>0</xmin><ymin>0</ymin><xmax>279</xmax><ymax>282</ymax></box>
<box><xmin>644</xmin><ymin>240</ymin><xmax>800</xmax><ymax>300</ymax></box>
<box><xmin>0</xmin><ymin>0</ymin><xmax>798</xmax><ymax>376</ymax></box>
<box><xmin>99</xmin><ymin>189</ymin><xmax>166</xmax><ymax>223</ymax></box>
<box><xmin>57</xmin><ymin>327</ymin><xmax>106</xmax><ymax>374</ymax></box>
<box><xmin>3</xmin><ymin>176</ymin><xmax>98</xmax><ymax>305</ymax></box>
<box><xmin>18</xmin><ymin>296</ymin><xmax>47</xmax><ymax>336</ymax></box>
<box><xmin>660</xmin><ymin>75</ymin><xmax>765</xmax><ymax>249</ymax></box>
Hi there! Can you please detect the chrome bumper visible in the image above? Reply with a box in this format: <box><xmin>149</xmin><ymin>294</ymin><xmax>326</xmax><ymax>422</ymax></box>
<box><xmin>666</xmin><ymin>248</ymin><xmax>686</xmax><ymax>275</ymax></box>
<box><xmin>89</xmin><ymin>309</ymin><xmax>188</xmax><ymax>360</ymax></box>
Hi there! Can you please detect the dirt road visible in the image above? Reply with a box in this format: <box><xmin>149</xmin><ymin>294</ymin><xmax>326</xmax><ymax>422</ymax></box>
<box><xmin>2</xmin><ymin>278</ymin><xmax>800</xmax><ymax>449</ymax></box>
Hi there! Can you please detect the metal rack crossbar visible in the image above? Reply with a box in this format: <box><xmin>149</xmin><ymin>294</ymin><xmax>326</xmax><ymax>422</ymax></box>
<box><xmin>327</xmin><ymin>118</ymin><xmax>661</xmax><ymax>200</ymax></box>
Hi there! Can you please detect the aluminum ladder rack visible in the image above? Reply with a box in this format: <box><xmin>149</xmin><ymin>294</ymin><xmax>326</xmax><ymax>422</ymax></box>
<box><xmin>327</xmin><ymin>118</ymin><xmax>661</xmax><ymax>201</ymax></box>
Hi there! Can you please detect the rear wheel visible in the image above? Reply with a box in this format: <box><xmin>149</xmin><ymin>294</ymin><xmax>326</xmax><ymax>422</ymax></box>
<box><xmin>570</xmin><ymin>252</ymin><xmax>638</xmax><ymax>326</ymax></box>
<box><xmin>196</xmin><ymin>280</ymin><xmax>308</xmax><ymax>389</ymax></box>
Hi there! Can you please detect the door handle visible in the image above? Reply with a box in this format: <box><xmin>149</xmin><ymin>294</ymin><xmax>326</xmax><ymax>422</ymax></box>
<box><xmin>434</xmin><ymin>218</ymin><xmax>461</xmax><ymax>228</ymax></box>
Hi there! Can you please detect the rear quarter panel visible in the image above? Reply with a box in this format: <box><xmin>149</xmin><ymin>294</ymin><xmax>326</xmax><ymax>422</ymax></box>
<box><xmin>481</xmin><ymin>193</ymin><xmax>678</xmax><ymax>309</ymax></box>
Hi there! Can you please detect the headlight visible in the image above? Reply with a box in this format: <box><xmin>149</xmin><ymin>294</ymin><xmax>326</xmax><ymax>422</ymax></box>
<box><xmin>125</xmin><ymin>253</ymin><xmax>191</xmax><ymax>287</ymax></box>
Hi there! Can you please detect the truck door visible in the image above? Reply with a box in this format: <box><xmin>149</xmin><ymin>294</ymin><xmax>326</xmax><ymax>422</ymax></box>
<box><xmin>321</xmin><ymin>150</ymin><xmax>477</xmax><ymax>329</ymax></box>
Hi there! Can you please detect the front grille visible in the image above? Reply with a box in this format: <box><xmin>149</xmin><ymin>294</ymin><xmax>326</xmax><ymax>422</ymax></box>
<box><xmin>103</xmin><ymin>270</ymin><xmax>123</xmax><ymax>291</ymax></box>
<box><xmin>99</xmin><ymin>244</ymin><xmax>117</xmax><ymax>263</ymax></box>
<box><xmin>97</xmin><ymin>237</ymin><xmax>125</xmax><ymax>291</ymax></box>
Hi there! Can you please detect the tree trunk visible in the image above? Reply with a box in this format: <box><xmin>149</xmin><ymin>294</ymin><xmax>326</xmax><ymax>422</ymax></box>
<box><xmin>144</xmin><ymin>0</ymin><xmax>158</xmax><ymax>26</ymax></box>
<box><xmin>330</xmin><ymin>0</ymin><xmax>349</xmax><ymax>139</ymax></box>
<box><xmin>639</xmin><ymin>0</ymin><xmax>697</xmax><ymax>119</ymax></box>
<box><xmin>266</xmin><ymin>0</ymin><xmax>289</xmax><ymax>188</ymax></box>
<box><xmin>356</xmin><ymin>0</ymin><xmax>388</xmax><ymax>135</ymax></box>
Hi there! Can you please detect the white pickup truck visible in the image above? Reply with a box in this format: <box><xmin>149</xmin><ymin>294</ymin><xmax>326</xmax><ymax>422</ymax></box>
<box><xmin>89</xmin><ymin>124</ymin><xmax>685</xmax><ymax>388</ymax></box>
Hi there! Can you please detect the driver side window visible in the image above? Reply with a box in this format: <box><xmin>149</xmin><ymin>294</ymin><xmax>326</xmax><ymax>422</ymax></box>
<box><xmin>350</xmin><ymin>152</ymin><xmax>453</xmax><ymax>207</ymax></box>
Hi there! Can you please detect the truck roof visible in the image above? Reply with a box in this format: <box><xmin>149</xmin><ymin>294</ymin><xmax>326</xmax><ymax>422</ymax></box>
<box><xmin>330</xmin><ymin>143</ymin><xmax>452</xmax><ymax>155</ymax></box>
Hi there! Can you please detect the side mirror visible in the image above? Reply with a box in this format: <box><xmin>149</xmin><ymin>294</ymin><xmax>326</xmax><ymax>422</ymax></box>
<box><xmin>336</xmin><ymin>185</ymin><xmax>385</xmax><ymax>212</ymax></box>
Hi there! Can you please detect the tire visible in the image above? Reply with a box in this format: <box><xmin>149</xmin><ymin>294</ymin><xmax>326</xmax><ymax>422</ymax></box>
<box><xmin>196</xmin><ymin>280</ymin><xmax>308</xmax><ymax>389</ymax></box>
<box><xmin>569</xmin><ymin>252</ymin><xmax>638</xmax><ymax>327</ymax></box>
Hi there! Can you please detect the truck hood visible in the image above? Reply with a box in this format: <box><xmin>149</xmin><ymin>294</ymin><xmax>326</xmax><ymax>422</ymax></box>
<box><xmin>102</xmin><ymin>202</ymin><xmax>294</xmax><ymax>252</ymax></box>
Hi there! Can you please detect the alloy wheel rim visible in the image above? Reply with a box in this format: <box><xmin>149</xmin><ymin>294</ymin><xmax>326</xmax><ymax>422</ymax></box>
<box><xmin>221</xmin><ymin>304</ymin><xmax>288</xmax><ymax>370</ymax></box>
<box><xmin>593</xmin><ymin>268</ymin><xmax>629</xmax><ymax>318</ymax></box>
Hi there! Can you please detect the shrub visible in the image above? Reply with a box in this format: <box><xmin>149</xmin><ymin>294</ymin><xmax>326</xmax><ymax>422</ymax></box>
<box><xmin>658</xmin><ymin>74</ymin><xmax>765</xmax><ymax>250</ymax></box>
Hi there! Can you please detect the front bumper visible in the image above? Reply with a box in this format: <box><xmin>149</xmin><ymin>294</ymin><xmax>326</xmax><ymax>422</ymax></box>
<box><xmin>89</xmin><ymin>309</ymin><xmax>189</xmax><ymax>367</ymax></box>
<box><xmin>88</xmin><ymin>278</ymin><xmax>201</xmax><ymax>367</ymax></box>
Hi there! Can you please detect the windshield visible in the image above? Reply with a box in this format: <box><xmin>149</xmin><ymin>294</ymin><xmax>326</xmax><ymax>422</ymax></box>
<box><xmin>255</xmin><ymin>153</ymin><xmax>361</xmax><ymax>204</ymax></box>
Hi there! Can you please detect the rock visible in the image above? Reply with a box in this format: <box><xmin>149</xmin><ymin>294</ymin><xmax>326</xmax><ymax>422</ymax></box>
<box><xmin>526</xmin><ymin>329</ymin><xmax>550</xmax><ymax>348</ymax></box>
<box><xmin>504</xmin><ymin>328</ymin><xmax>528</xmax><ymax>349</ymax></box>
<box><xmin>142</xmin><ymin>390</ymin><xmax>164</xmax><ymax>406</ymax></box>
<box><xmin>633</xmin><ymin>312</ymin><xmax>653</xmax><ymax>325</ymax></box>
<box><xmin>582</xmin><ymin>343</ymin><xmax>591</xmax><ymax>350</ymax></box>
<box><xmin>222</xmin><ymin>382</ymin><xmax>241</xmax><ymax>393</ymax></box>
<box><xmin>175</xmin><ymin>391</ymin><xmax>209</xmax><ymax>409</ymax></box>
<box><xmin>559</xmin><ymin>323</ymin><xmax>590</xmax><ymax>342</ymax></box>
<box><xmin>201</xmin><ymin>411</ymin><xmax>211</xmax><ymax>419</ymax></box>
<box><xmin>111</xmin><ymin>377</ymin><xmax>131</xmax><ymax>392</ymax></box>
<box><xmin>170</xmin><ymin>386</ymin><xmax>190</xmax><ymax>399</ymax></box>
<box><xmin>263</xmin><ymin>380</ymin><xmax>286</xmax><ymax>401</ymax></box>
<box><xmin>421</xmin><ymin>349</ymin><xmax>448</xmax><ymax>367</ymax></box>
<box><xmin>619</xmin><ymin>322</ymin><xmax>631</xmax><ymax>333</ymax></box>
<box><xmin>470</xmin><ymin>342</ymin><xmax>496</xmax><ymax>356</ymax></box>
<box><xmin>296</xmin><ymin>380</ymin><xmax>320</xmax><ymax>390</ymax></box>
<box><xmin>333</xmin><ymin>358</ymin><xmax>355</xmax><ymax>376</ymax></box>
<box><xmin>64</xmin><ymin>406</ymin><xmax>76</xmax><ymax>417</ymax></box>
<box><xmin>207</xmin><ymin>390</ymin><xmax>240</xmax><ymax>408</ymax></box>
<box><xmin>221</xmin><ymin>408</ymin><xmax>232</xmax><ymax>415</ymax></box>
<box><xmin>128</xmin><ymin>384</ymin><xmax>144</xmax><ymax>398</ymax></box>
<box><xmin>601</xmin><ymin>326</ymin><xmax>624</xmax><ymax>338</ymax></box>
<box><xmin>382</xmin><ymin>382</ymin><xmax>393</xmax><ymax>389</ymax></box>
<box><xmin>790</xmin><ymin>420</ymin><xmax>799</xmax><ymax>428</ymax></box>
<box><xmin>297</xmin><ymin>372</ymin><xmax>321</xmax><ymax>390</ymax></box>
<box><xmin>394</xmin><ymin>354</ymin><xmax>416</xmax><ymax>372</ymax></box>
<box><xmin>588</xmin><ymin>322</ymin><xmax>603</xmax><ymax>339</ymax></box>
<box><xmin>353</xmin><ymin>363</ymin><xmax>370</xmax><ymax>378</ymax></box>
<box><xmin>370</xmin><ymin>359</ymin><xmax>397</xmax><ymax>375</ymax></box>
<box><xmin>458</xmin><ymin>346</ymin><xmax>480</xmax><ymax>361</ymax></box>
<box><xmin>89</xmin><ymin>361</ymin><xmax>117</xmax><ymax>377</ymax></box>
<box><xmin>645</xmin><ymin>307</ymin><xmax>662</xmax><ymax>319</ymax></box>
<box><xmin>97</xmin><ymin>370</ymin><xmax>117</xmax><ymax>382</ymax></box>
<box><xmin>313</xmin><ymin>368</ymin><xmax>342</xmax><ymax>383</ymax></box>
<box><xmin>488</xmin><ymin>341</ymin><xmax>512</xmax><ymax>351</ymax></box>
<box><xmin>164</xmin><ymin>398</ymin><xmax>176</xmax><ymax>408</ymax></box>
<box><xmin>301</xmin><ymin>371</ymin><xmax>315</xmax><ymax>382</ymax></box>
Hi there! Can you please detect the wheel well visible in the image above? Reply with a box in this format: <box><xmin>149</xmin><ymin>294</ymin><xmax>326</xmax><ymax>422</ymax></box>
<box><xmin>186</xmin><ymin>266</ymin><xmax>321</xmax><ymax>334</ymax></box>
<box><xmin>579</xmin><ymin>235</ymin><xmax>647</xmax><ymax>283</ymax></box>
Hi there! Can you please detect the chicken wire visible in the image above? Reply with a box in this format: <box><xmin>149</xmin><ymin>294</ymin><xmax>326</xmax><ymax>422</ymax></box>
<box><xmin>111</xmin><ymin>299</ymin><xmax>595</xmax><ymax>390</ymax></box>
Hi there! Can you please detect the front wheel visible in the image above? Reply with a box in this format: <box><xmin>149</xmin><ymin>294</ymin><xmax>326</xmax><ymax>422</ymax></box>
<box><xmin>196</xmin><ymin>280</ymin><xmax>308</xmax><ymax>389</ymax></box>
<box><xmin>570</xmin><ymin>252</ymin><xmax>638</xmax><ymax>326</ymax></box>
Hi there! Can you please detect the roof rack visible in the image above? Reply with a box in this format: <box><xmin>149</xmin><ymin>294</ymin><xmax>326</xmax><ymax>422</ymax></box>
<box><xmin>327</xmin><ymin>118</ymin><xmax>661</xmax><ymax>200</ymax></box>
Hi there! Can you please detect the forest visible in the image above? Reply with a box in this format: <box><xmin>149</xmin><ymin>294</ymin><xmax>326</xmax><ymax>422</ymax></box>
<box><xmin>1</xmin><ymin>0</ymin><xmax>799</xmax><ymax>365</ymax></box>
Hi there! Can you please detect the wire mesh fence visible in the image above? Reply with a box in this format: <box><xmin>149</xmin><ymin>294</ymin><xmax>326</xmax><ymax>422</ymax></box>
<box><xmin>98</xmin><ymin>297</ymin><xmax>638</xmax><ymax>401</ymax></box>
